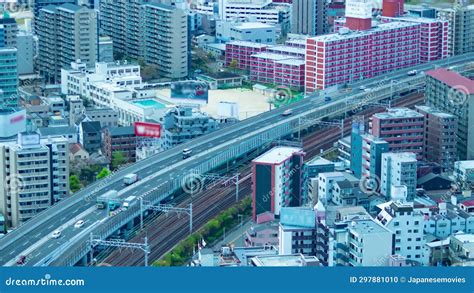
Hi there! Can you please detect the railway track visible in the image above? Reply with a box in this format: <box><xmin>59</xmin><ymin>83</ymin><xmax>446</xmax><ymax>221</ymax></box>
<box><xmin>99</xmin><ymin>92</ymin><xmax>425</xmax><ymax>266</ymax></box>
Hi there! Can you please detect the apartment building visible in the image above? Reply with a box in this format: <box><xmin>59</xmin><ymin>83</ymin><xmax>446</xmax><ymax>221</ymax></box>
<box><xmin>370</xmin><ymin>108</ymin><xmax>425</xmax><ymax>160</ymax></box>
<box><xmin>291</xmin><ymin>0</ymin><xmax>328</xmax><ymax>36</ymax></box>
<box><xmin>381</xmin><ymin>16</ymin><xmax>449</xmax><ymax>63</ymax></box>
<box><xmin>437</xmin><ymin>4</ymin><xmax>474</xmax><ymax>55</ymax></box>
<box><xmin>102</xmin><ymin>126</ymin><xmax>137</xmax><ymax>163</ymax></box>
<box><xmin>100</xmin><ymin>1</ymin><xmax>189</xmax><ymax>79</ymax></box>
<box><xmin>249</xmin><ymin>53</ymin><xmax>305</xmax><ymax>89</ymax></box>
<box><xmin>218</xmin><ymin>0</ymin><xmax>291</xmax><ymax>32</ymax></box>
<box><xmin>161</xmin><ymin>106</ymin><xmax>219</xmax><ymax>150</ymax></box>
<box><xmin>305</xmin><ymin>21</ymin><xmax>420</xmax><ymax>91</ymax></box>
<box><xmin>252</xmin><ymin>147</ymin><xmax>305</xmax><ymax>220</ymax></box>
<box><xmin>381</xmin><ymin>152</ymin><xmax>417</xmax><ymax>201</ymax></box>
<box><xmin>142</xmin><ymin>3</ymin><xmax>188</xmax><ymax>79</ymax></box>
<box><xmin>425</xmin><ymin>68</ymin><xmax>474</xmax><ymax>160</ymax></box>
<box><xmin>0</xmin><ymin>48</ymin><xmax>18</xmax><ymax>108</ymax></box>
<box><xmin>225</xmin><ymin>41</ymin><xmax>269</xmax><ymax>70</ymax></box>
<box><xmin>100</xmin><ymin>0</ymin><xmax>145</xmax><ymax>59</ymax></box>
<box><xmin>346</xmin><ymin>219</ymin><xmax>393</xmax><ymax>266</ymax></box>
<box><xmin>0</xmin><ymin>132</ymin><xmax>69</xmax><ymax>228</ymax></box>
<box><xmin>415</xmin><ymin>105</ymin><xmax>458</xmax><ymax>169</ymax></box>
<box><xmin>453</xmin><ymin>160</ymin><xmax>474</xmax><ymax>188</ymax></box>
<box><xmin>0</xmin><ymin>17</ymin><xmax>18</xmax><ymax>47</ymax></box>
<box><xmin>279</xmin><ymin>207</ymin><xmax>317</xmax><ymax>256</ymax></box>
<box><xmin>216</xmin><ymin>20</ymin><xmax>277</xmax><ymax>44</ymax></box>
<box><xmin>376</xmin><ymin>201</ymin><xmax>429</xmax><ymax>265</ymax></box>
<box><xmin>37</xmin><ymin>3</ymin><xmax>97</xmax><ymax>83</ymax></box>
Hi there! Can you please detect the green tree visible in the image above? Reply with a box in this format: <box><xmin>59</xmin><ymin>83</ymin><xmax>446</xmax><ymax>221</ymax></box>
<box><xmin>111</xmin><ymin>151</ymin><xmax>126</xmax><ymax>170</ymax></box>
<box><xmin>96</xmin><ymin>167</ymin><xmax>111</xmax><ymax>180</ymax></box>
<box><xmin>69</xmin><ymin>175</ymin><xmax>82</xmax><ymax>193</ymax></box>
<box><xmin>229</xmin><ymin>59</ymin><xmax>238</xmax><ymax>73</ymax></box>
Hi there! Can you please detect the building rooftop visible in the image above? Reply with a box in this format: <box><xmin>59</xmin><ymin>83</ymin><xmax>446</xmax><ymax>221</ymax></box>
<box><xmin>132</xmin><ymin>99</ymin><xmax>166</xmax><ymax>109</ymax></box>
<box><xmin>415</xmin><ymin>105</ymin><xmax>456</xmax><ymax>119</ymax></box>
<box><xmin>253</xmin><ymin>146</ymin><xmax>303</xmax><ymax>164</ymax></box>
<box><xmin>306</xmin><ymin>156</ymin><xmax>333</xmax><ymax>166</ymax></box>
<box><xmin>350</xmin><ymin>219</ymin><xmax>391</xmax><ymax>235</ymax></box>
<box><xmin>309</xmin><ymin>21</ymin><xmax>419</xmax><ymax>42</ymax></box>
<box><xmin>266</xmin><ymin>45</ymin><xmax>305</xmax><ymax>55</ymax></box>
<box><xmin>274</xmin><ymin>58</ymin><xmax>305</xmax><ymax>66</ymax></box>
<box><xmin>373</xmin><ymin>107</ymin><xmax>424</xmax><ymax>120</ymax></box>
<box><xmin>81</xmin><ymin>121</ymin><xmax>102</xmax><ymax>133</ymax></box>
<box><xmin>455</xmin><ymin>160</ymin><xmax>474</xmax><ymax>169</ymax></box>
<box><xmin>461</xmin><ymin>199</ymin><xmax>474</xmax><ymax>207</ymax></box>
<box><xmin>426</xmin><ymin>68</ymin><xmax>474</xmax><ymax>94</ymax></box>
<box><xmin>107</xmin><ymin>126</ymin><xmax>135</xmax><ymax>137</ymax></box>
<box><xmin>234</xmin><ymin>22</ymin><xmax>274</xmax><ymax>29</ymax></box>
<box><xmin>382</xmin><ymin>152</ymin><xmax>417</xmax><ymax>162</ymax></box>
<box><xmin>251</xmin><ymin>52</ymin><xmax>293</xmax><ymax>61</ymax></box>
<box><xmin>227</xmin><ymin>40</ymin><xmax>269</xmax><ymax>49</ymax></box>
<box><xmin>452</xmin><ymin>233</ymin><xmax>474</xmax><ymax>244</ymax></box>
<box><xmin>38</xmin><ymin>126</ymin><xmax>76</xmax><ymax>137</ymax></box>
<box><xmin>251</xmin><ymin>254</ymin><xmax>319</xmax><ymax>267</ymax></box>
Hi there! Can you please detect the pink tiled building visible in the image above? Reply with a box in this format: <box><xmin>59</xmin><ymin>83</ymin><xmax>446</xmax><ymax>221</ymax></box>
<box><xmin>225</xmin><ymin>41</ymin><xmax>269</xmax><ymax>70</ymax></box>
<box><xmin>370</xmin><ymin>108</ymin><xmax>425</xmax><ymax>160</ymax></box>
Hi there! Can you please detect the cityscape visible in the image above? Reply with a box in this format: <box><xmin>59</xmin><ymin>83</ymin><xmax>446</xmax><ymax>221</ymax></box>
<box><xmin>1</xmin><ymin>0</ymin><xmax>474</xmax><ymax>273</ymax></box>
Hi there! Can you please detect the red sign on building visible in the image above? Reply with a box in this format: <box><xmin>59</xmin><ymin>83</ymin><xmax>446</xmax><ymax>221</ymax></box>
<box><xmin>134</xmin><ymin>122</ymin><xmax>161</xmax><ymax>138</ymax></box>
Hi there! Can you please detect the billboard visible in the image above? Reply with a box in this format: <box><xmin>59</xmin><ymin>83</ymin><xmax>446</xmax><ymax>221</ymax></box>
<box><xmin>170</xmin><ymin>81</ymin><xmax>209</xmax><ymax>103</ymax></box>
<box><xmin>0</xmin><ymin>109</ymin><xmax>26</xmax><ymax>138</ymax></box>
<box><xmin>280</xmin><ymin>207</ymin><xmax>316</xmax><ymax>228</ymax></box>
<box><xmin>17</xmin><ymin>132</ymin><xmax>41</xmax><ymax>148</ymax></box>
<box><xmin>134</xmin><ymin>122</ymin><xmax>161</xmax><ymax>138</ymax></box>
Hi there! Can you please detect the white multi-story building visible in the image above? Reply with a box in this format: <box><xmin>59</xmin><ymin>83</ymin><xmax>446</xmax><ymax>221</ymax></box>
<box><xmin>217</xmin><ymin>0</ymin><xmax>291</xmax><ymax>32</ymax></box>
<box><xmin>317</xmin><ymin>172</ymin><xmax>358</xmax><ymax>205</ymax></box>
<box><xmin>381</xmin><ymin>152</ymin><xmax>418</xmax><ymax>201</ymax></box>
<box><xmin>0</xmin><ymin>132</ymin><xmax>69</xmax><ymax>228</ymax></box>
<box><xmin>376</xmin><ymin>201</ymin><xmax>430</xmax><ymax>265</ymax></box>
<box><xmin>346</xmin><ymin>219</ymin><xmax>393</xmax><ymax>267</ymax></box>
<box><xmin>453</xmin><ymin>160</ymin><xmax>474</xmax><ymax>187</ymax></box>
<box><xmin>216</xmin><ymin>20</ymin><xmax>277</xmax><ymax>44</ymax></box>
<box><xmin>61</xmin><ymin>61</ymin><xmax>170</xmax><ymax>125</ymax></box>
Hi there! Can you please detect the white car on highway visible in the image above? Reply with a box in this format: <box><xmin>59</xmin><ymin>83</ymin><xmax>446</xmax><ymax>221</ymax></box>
<box><xmin>74</xmin><ymin>220</ymin><xmax>85</xmax><ymax>229</ymax></box>
<box><xmin>51</xmin><ymin>230</ymin><xmax>62</xmax><ymax>239</ymax></box>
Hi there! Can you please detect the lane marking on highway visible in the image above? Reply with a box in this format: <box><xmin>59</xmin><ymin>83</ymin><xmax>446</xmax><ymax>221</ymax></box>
<box><xmin>4</xmin><ymin>205</ymin><xmax>98</xmax><ymax>266</ymax></box>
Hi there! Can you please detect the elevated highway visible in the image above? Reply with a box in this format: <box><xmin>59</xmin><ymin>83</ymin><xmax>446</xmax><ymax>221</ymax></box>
<box><xmin>1</xmin><ymin>53</ymin><xmax>473</xmax><ymax>266</ymax></box>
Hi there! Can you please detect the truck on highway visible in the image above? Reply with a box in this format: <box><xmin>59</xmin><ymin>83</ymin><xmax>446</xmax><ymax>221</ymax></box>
<box><xmin>123</xmin><ymin>173</ymin><xmax>139</xmax><ymax>185</ymax></box>
<box><xmin>122</xmin><ymin>196</ymin><xmax>137</xmax><ymax>209</ymax></box>
<box><xmin>108</xmin><ymin>200</ymin><xmax>121</xmax><ymax>211</ymax></box>
<box><xmin>96</xmin><ymin>190</ymin><xmax>118</xmax><ymax>209</ymax></box>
